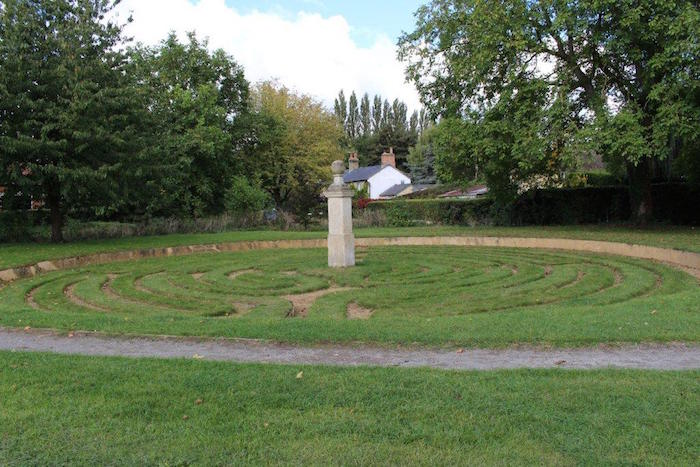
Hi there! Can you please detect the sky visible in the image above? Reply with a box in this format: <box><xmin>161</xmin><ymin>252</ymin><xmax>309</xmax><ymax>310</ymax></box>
<box><xmin>114</xmin><ymin>0</ymin><xmax>426</xmax><ymax>111</ymax></box>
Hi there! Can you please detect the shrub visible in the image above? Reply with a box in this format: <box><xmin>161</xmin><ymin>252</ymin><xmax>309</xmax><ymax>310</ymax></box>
<box><xmin>366</xmin><ymin>198</ymin><xmax>495</xmax><ymax>227</ymax></box>
<box><xmin>224</xmin><ymin>176</ymin><xmax>272</xmax><ymax>214</ymax></box>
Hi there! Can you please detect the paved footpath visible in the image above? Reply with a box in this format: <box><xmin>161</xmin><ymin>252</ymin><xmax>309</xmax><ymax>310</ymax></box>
<box><xmin>1</xmin><ymin>327</ymin><xmax>698</xmax><ymax>370</ymax></box>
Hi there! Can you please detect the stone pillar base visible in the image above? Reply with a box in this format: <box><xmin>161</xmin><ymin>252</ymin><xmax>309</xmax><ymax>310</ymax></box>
<box><xmin>328</xmin><ymin>233</ymin><xmax>355</xmax><ymax>268</ymax></box>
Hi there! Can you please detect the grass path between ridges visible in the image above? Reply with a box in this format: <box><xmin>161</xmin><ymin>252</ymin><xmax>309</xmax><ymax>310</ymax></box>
<box><xmin>1</xmin><ymin>225</ymin><xmax>698</xmax><ymax>270</ymax></box>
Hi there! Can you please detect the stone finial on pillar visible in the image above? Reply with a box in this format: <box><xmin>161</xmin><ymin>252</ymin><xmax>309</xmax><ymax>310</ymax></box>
<box><xmin>323</xmin><ymin>160</ymin><xmax>355</xmax><ymax>267</ymax></box>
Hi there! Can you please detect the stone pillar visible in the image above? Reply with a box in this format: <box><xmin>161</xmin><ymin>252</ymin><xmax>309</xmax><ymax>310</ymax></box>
<box><xmin>323</xmin><ymin>160</ymin><xmax>355</xmax><ymax>267</ymax></box>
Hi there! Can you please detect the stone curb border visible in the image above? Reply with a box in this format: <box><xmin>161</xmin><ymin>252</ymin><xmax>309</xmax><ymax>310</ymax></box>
<box><xmin>1</xmin><ymin>236</ymin><xmax>699</xmax><ymax>284</ymax></box>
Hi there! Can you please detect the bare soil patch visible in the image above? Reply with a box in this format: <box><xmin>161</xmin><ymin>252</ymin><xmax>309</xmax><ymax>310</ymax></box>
<box><xmin>25</xmin><ymin>286</ymin><xmax>42</xmax><ymax>311</ymax></box>
<box><xmin>561</xmin><ymin>271</ymin><xmax>586</xmax><ymax>289</ymax></box>
<box><xmin>347</xmin><ymin>302</ymin><xmax>373</xmax><ymax>320</ymax></box>
<box><xmin>228</xmin><ymin>269</ymin><xmax>258</xmax><ymax>280</ymax></box>
<box><xmin>101</xmin><ymin>274</ymin><xmax>122</xmax><ymax>300</ymax></box>
<box><xmin>285</xmin><ymin>287</ymin><xmax>353</xmax><ymax>317</ymax></box>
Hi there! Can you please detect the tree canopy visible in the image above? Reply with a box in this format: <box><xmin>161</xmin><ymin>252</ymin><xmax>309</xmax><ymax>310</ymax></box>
<box><xmin>248</xmin><ymin>82</ymin><xmax>342</xmax><ymax>210</ymax></box>
<box><xmin>399</xmin><ymin>0</ymin><xmax>700</xmax><ymax>221</ymax></box>
<box><xmin>0</xmin><ymin>0</ymin><xmax>145</xmax><ymax>241</ymax></box>
<box><xmin>129</xmin><ymin>33</ymin><xmax>249</xmax><ymax>218</ymax></box>
<box><xmin>334</xmin><ymin>90</ymin><xmax>427</xmax><ymax>170</ymax></box>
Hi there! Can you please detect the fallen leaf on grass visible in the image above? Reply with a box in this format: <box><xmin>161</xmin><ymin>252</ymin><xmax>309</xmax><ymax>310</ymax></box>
<box><xmin>195</xmin><ymin>399</ymin><xmax>203</xmax><ymax>405</ymax></box>
<box><xmin>182</xmin><ymin>415</ymin><xmax>189</xmax><ymax>420</ymax></box>
<box><xmin>296</xmin><ymin>371</ymin><xmax>304</xmax><ymax>379</ymax></box>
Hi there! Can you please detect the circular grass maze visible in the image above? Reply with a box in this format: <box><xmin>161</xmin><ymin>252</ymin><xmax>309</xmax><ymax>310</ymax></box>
<box><xmin>1</xmin><ymin>246</ymin><xmax>698</xmax><ymax>346</ymax></box>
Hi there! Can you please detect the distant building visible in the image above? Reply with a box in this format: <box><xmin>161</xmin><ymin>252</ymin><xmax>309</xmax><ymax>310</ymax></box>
<box><xmin>343</xmin><ymin>148</ymin><xmax>411</xmax><ymax>199</ymax></box>
<box><xmin>438</xmin><ymin>185</ymin><xmax>489</xmax><ymax>200</ymax></box>
<box><xmin>379</xmin><ymin>183</ymin><xmax>433</xmax><ymax>199</ymax></box>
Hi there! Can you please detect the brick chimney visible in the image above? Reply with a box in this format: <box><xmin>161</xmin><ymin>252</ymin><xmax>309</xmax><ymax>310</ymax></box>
<box><xmin>381</xmin><ymin>147</ymin><xmax>396</xmax><ymax>168</ymax></box>
<box><xmin>348</xmin><ymin>152</ymin><xmax>359</xmax><ymax>171</ymax></box>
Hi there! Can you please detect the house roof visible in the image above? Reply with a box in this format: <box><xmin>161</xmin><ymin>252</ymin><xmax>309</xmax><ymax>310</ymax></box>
<box><xmin>380</xmin><ymin>183</ymin><xmax>411</xmax><ymax>197</ymax></box>
<box><xmin>438</xmin><ymin>185</ymin><xmax>489</xmax><ymax>198</ymax></box>
<box><xmin>380</xmin><ymin>183</ymin><xmax>434</xmax><ymax>198</ymax></box>
<box><xmin>343</xmin><ymin>165</ymin><xmax>384</xmax><ymax>183</ymax></box>
<box><xmin>469</xmin><ymin>186</ymin><xmax>489</xmax><ymax>196</ymax></box>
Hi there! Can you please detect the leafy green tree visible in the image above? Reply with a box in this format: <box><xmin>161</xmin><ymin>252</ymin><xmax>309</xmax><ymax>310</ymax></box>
<box><xmin>400</xmin><ymin>0</ymin><xmax>700</xmax><ymax>223</ymax></box>
<box><xmin>381</xmin><ymin>100</ymin><xmax>391</xmax><ymax>130</ymax></box>
<box><xmin>372</xmin><ymin>95</ymin><xmax>383</xmax><ymax>133</ymax></box>
<box><xmin>409</xmin><ymin>111</ymin><xmax>420</xmax><ymax>137</ymax></box>
<box><xmin>333</xmin><ymin>90</ymin><xmax>348</xmax><ymax>128</ymax></box>
<box><xmin>130</xmin><ymin>33</ymin><xmax>249</xmax><ymax>218</ymax></box>
<box><xmin>224</xmin><ymin>175</ymin><xmax>272</xmax><ymax>214</ymax></box>
<box><xmin>347</xmin><ymin>91</ymin><xmax>359</xmax><ymax>139</ymax></box>
<box><xmin>249</xmin><ymin>82</ymin><xmax>342</xmax><ymax>213</ymax></box>
<box><xmin>0</xmin><ymin>0</ymin><xmax>146</xmax><ymax>242</ymax></box>
<box><xmin>359</xmin><ymin>93</ymin><xmax>372</xmax><ymax>137</ymax></box>
<box><xmin>407</xmin><ymin>126</ymin><xmax>437</xmax><ymax>184</ymax></box>
<box><xmin>431</xmin><ymin>118</ymin><xmax>479</xmax><ymax>185</ymax></box>
<box><xmin>390</xmin><ymin>99</ymin><xmax>408</xmax><ymax>134</ymax></box>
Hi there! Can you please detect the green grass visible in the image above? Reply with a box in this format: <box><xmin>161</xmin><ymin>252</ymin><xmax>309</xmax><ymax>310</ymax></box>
<box><xmin>2</xmin><ymin>246</ymin><xmax>698</xmax><ymax>347</ymax></box>
<box><xmin>0</xmin><ymin>225</ymin><xmax>698</xmax><ymax>270</ymax></box>
<box><xmin>1</xmin><ymin>352</ymin><xmax>697</xmax><ymax>465</ymax></box>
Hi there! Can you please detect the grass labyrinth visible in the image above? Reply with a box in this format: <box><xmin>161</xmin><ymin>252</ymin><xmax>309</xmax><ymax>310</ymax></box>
<box><xmin>1</xmin><ymin>246</ymin><xmax>698</xmax><ymax>346</ymax></box>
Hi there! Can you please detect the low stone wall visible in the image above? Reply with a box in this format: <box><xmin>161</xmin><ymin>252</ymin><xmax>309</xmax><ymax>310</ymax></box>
<box><xmin>1</xmin><ymin>237</ymin><xmax>698</xmax><ymax>284</ymax></box>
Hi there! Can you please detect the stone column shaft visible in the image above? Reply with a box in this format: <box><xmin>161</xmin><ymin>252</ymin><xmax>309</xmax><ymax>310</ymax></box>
<box><xmin>323</xmin><ymin>160</ymin><xmax>355</xmax><ymax>268</ymax></box>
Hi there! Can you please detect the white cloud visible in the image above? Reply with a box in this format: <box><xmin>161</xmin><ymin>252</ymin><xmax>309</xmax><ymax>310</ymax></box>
<box><xmin>114</xmin><ymin>0</ymin><xmax>421</xmax><ymax>111</ymax></box>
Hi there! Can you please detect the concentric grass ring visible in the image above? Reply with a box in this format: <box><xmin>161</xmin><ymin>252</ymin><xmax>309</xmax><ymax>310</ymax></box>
<box><xmin>1</xmin><ymin>245</ymin><xmax>698</xmax><ymax>346</ymax></box>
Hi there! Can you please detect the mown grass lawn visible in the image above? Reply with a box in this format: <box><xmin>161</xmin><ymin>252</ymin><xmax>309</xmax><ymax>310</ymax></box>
<box><xmin>0</xmin><ymin>351</ymin><xmax>697</xmax><ymax>465</ymax></box>
<box><xmin>2</xmin><ymin>246</ymin><xmax>698</xmax><ymax>347</ymax></box>
<box><xmin>0</xmin><ymin>225</ymin><xmax>698</xmax><ymax>270</ymax></box>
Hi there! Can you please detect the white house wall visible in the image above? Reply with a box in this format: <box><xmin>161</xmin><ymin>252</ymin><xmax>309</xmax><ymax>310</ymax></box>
<box><xmin>367</xmin><ymin>167</ymin><xmax>411</xmax><ymax>199</ymax></box>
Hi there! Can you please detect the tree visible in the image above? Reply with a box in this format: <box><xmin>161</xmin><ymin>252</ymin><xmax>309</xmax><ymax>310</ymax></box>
<box><xmin>381</xmin><ymin>100</ymin><xmax>391</xmax><ymax>130</ymax></box>
<box><xmin>372</xmin><ymin>95</ymin><xmax>383</xmax><ymax>133</ymax></box>
<box><xmin>407</xmin><ymin>125</ymin><xmax>437</xmax><ymax>184</ymax></box>
<box><xmin>359</xmin><ymin>93</ymin><xmax>371</xmax><ymax>137</ymax></box>
<box><xmin>409</xmin><ymin>111</ymin><xmax>420</xmax><ymax>137</ymax></box>
<box><xmin>0</xmin><ymin>0</ymin><xmax>145</xmax><ymax>242</ymax></box>
<box><xmin>334</xmin><ymin>90</ymin><xmax>348</xmax><ymax>128</ymax></box>
<box><xmin>390</xmin><ymin>99</ymin><xmax>408</xmax><ymax>134</ymax></box>
<box><xmin>431</xmin><ymin>118</ymin><xmax>479</xmax><ymax>186</ymax></box>
<box><xmin>248</xmin><ymin>82</ymin><xmax>342</xmax><ymax>215</ymax></box>
<box><xmin>347</xmin><ymin>91</ymin><xmax>359</xmax><ymax>139</ymax></box>
<box><xmin>130</xmin><ymin>33</ymin><xmax>249</xmax><ymax>218</ymax></box>
<box><xmin>399</xmin><ymin>0</ymin><xmax>700</xmax><ymax>223</ymax></box>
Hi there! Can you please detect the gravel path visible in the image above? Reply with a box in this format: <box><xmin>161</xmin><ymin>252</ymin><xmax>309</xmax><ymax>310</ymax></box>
<box><xmin>1</xmin><ymin>327</ymin><xmax>698</xmax><ymax>370</ymax></box>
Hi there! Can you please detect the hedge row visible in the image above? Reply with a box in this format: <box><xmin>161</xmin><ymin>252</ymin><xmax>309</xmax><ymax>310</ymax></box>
<box><xmin>0</xmin><ymin>210</ymin><xmax>50</xmax><ymax>242</ymax></box>
<box><xmin>364</xmin><ymin>198</ymin><xmax>494</xmax><ymax>227</ymax></box>
<box><xmin>365</xmin><ymin>183</ymin><xmax>699</xmax><ymax>226</ymax></box>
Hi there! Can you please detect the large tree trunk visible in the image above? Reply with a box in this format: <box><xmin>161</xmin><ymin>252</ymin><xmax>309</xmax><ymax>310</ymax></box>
<box><xmin>627</xmin><ymin>159</ymin><xmax>654</xmax><ymax>225</ymax></box>
<box><xmin>46</xmin><ymin>184</ymin><xmax>64</xmax><ymax>243</ymax></box>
